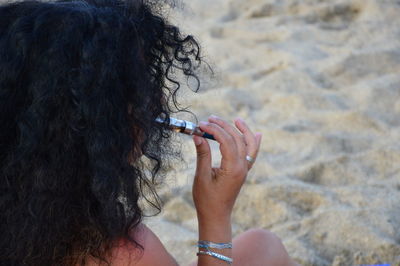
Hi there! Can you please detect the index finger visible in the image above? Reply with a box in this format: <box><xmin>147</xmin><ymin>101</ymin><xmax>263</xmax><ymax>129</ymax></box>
<box><xmin>208</xmin><ymin>115</ymin><xmax>246</xmax><ymax>157</ymax></box>
<box><xmin>199</xmin><ymin>121</ymin><xmax>238</xmax><ymax>170</ymax></box>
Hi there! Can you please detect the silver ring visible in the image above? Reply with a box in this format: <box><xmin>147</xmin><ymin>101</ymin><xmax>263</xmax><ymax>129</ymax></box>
<box><xmin>245</xmin><ymin>155</ymin><xmax>254</xmax><ymax>163</ymax></box>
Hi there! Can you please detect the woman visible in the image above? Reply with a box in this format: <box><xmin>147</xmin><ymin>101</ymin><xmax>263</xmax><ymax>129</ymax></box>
<box><xmin>0</xmin><ymin>0</ymin><xmax>298</xmax><ymax>265</ymax></box>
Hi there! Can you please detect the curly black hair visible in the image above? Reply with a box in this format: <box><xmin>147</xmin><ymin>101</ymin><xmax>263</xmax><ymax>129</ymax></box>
<box><xmin>0</xmin><ymin>0</ymin><xmax>202</xmax><ymax>265</ymax></box>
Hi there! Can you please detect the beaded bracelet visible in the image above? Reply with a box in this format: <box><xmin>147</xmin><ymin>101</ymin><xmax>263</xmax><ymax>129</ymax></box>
<box><xmin>197</xmin><ymin>240</ymin><xmax>233</xmax><ymax>250</ymax></box>
<box><xmin>197</xmin><ymin>250</ymin><xmax>233</xmax><ymax>264</ymax></box>
<box><xmin>196</xmin><ymin>240</ymin><xmax>233</xmax><ymax>264</ymax></box>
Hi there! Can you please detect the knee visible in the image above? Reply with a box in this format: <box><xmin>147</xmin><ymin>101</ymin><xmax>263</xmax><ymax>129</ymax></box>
<box><xmin>246</xmin><ymin>228</ymin><xmax>280</xmax><ymax>240</ymax></box>
<box><xmin>236</xmin><ymin>228</ymin><xmax>292</xmax><ymax>265</ymax></box>
<box><xmin>243</xmin><ymin>228</ymin><xmax>284</xmax><ymax>248</ymax></box>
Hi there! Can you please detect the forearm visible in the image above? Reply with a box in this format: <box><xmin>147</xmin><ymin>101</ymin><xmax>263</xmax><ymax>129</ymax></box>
<box><xmin>192</xmin><ymin>117</ymin><xmax>261</xmax><ymax>266</ymax></box>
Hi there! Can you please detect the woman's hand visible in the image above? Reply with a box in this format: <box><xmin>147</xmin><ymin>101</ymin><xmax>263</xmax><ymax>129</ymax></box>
<box><xmin>192</xmin><ymin>115</ymin><xmax>262</xmax><ymax>226</ymax></box>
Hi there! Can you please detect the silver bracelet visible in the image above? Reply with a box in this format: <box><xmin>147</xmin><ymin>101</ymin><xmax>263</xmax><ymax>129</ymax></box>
<box><xmin>197</xmin><ymin>240</ymin><xmax>233</xmax><ymax>249</ymax></box>
<box><xmin>197</xmin><ymin>250</ymin><xmax>233</xmax><ymax>264</ymax></box>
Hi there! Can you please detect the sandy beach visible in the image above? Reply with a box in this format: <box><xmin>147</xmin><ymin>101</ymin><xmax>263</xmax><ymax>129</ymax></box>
<box><xmin>144</xmin><ymin>1</ymin><xmax>400</xmax><ymax>265</ymax></box>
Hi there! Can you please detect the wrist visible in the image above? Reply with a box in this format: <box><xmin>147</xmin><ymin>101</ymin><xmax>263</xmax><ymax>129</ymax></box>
<box><xmin>197</xmin><ymin>209</ymin><xmax>231</xmax><ymax>224</ymax></box>
<box><xmin>198</xmin><ymin>217</ymin><xmax>232</xmax><ymax>243</ymax></box>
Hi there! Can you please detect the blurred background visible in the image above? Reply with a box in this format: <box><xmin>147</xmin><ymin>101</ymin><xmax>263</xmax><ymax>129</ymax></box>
<box><xmin>144</xmin><ymin>0</ymin><xmax>400</xmax><ymax>265</ymax></box>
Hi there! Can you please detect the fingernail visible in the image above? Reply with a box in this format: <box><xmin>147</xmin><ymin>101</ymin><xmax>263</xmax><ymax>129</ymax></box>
<box><xmin>199</xmin><ymin>121</ymin><xmax>209</xmax><ymax>127</ymax></box>
<box><xmin>209</xmin><ymin>115</ymin><xmax>219</xmax><ymax>120</ymax></box>
<box><xmin>256</xmin><ymin>132</ymin><xmax>263</xmax><ymax>142</ymax></box>
<box><xmin>193</xmin><ymin>135</ymin><xmax>203</xmax><ymax>146</ymax></box>
<box><xmin>236</xmin><ymin>117</ymin><xmax>244</xmax><ymax>124</ymax></box>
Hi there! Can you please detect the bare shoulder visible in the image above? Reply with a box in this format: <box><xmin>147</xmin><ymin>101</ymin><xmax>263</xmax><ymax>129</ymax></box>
<box><xmin>113</xmin><ymin>224</ymin><xmax>179</xmax><ymax>266</ymax></box>
<box><xmin>87</xmin><ymin>224</ymin><xmax>179</xmax><ymax>266</ymax></box>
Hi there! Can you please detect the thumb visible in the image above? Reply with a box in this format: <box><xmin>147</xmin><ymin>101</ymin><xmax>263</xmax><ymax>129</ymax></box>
<box><xmin>193</xmin><ymin>135</ymin><xmax>212</xmax><ymax>178</ymax></box>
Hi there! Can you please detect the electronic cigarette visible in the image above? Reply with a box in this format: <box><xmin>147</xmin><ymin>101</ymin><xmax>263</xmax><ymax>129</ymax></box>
<box><xmin>155</xmin><ymin>117</ymin><xmax>215</xmax><ymax>141</ymax></box>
